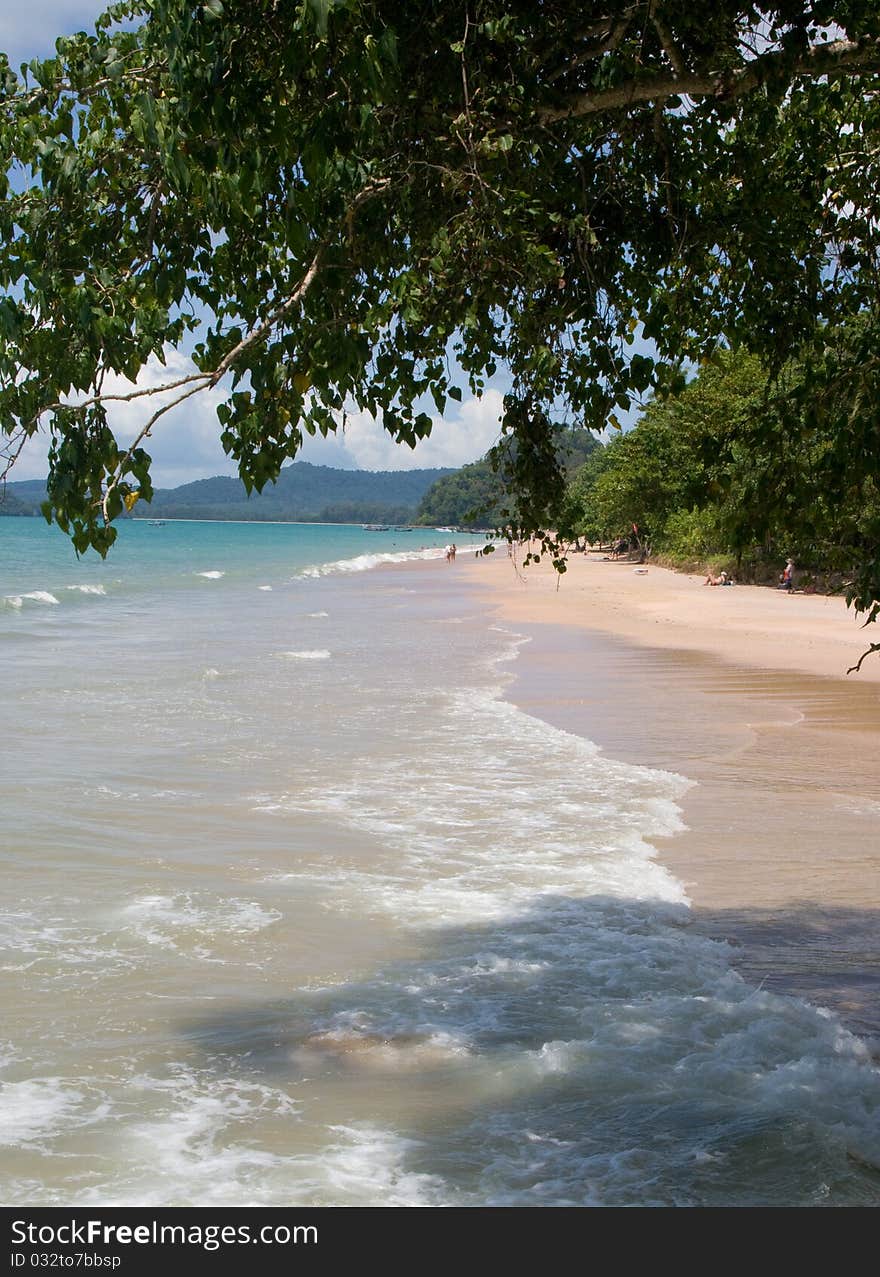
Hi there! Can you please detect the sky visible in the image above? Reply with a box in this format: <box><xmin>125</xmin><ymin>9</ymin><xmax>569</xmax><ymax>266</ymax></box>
<box><xmin>3</xmin><ymin>1</ymin><xmax>511</xmax><ymax>486</ymax></box>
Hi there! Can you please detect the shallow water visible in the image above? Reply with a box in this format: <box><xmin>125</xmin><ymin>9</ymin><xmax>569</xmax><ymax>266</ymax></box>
<box><xmin>2</xmin><ymin>520</ymin><xmax>879</xmax><ymax>1205</ymax></box>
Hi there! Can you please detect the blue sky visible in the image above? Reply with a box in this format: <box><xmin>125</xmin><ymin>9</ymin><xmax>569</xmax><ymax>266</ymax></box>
<box><xmin>3</xmin><ymin>2</ymin><xmax>515</xmax><ymax>485</ymax></box>
<box><xmin>0</xmin><ymin>1</ymin><xmax>98</xmax><ymax>70</ymax></box>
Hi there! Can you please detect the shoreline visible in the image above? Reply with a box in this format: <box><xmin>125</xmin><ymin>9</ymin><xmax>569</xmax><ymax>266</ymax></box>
<box><xmin>476</xmin><ymin>548</ymin><xmax>880</xmax><ymax>683</ymax></box>
<box><xmin>450</xmin><ymin>551</ymin><xmax>880</xmax><ymax>1041</ymax></box>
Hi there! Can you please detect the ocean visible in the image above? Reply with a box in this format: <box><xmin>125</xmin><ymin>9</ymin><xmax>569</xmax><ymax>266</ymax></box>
<box><xmin>2</xmin><ymin>518</ymin><xmax>879</xmax><ymax>1206</ymax></box>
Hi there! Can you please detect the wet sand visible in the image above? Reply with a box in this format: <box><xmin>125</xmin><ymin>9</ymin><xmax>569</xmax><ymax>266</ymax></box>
<box><xmin>456</xmin><ymin>552</ymin><xmax>880</xmax><ymax>1042</ymax></box>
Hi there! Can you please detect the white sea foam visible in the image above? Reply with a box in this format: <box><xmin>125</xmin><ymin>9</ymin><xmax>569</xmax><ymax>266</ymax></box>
<box><xmin>834</xmin><ymin>795</ymin><xmax>880</xmax><ymax>817</ymax></box>
<box><xmin>0</xmin><ymin>907</ymin><xmax>135</xmax><ymax>980</ymax></box>
<box><xmin>0</xmin><ymin>1078</ymin><xmax>108</xmax><ymax>1149</ymax></box>
<box><xmin>295</xmin><ymin>548</ymin><xmax>448</xmax><ymax>579</ymax></box>
<box><xmin>120</xmin><ymin>893</ymin><xmax>281</xmax><ymax>953</ymax></box>
<box><xmin>258</xmin><ymin>585</ymin><xmax>273</xmax><ymax>591</ymax></box>
<box><xmin>307</xmin><ymin>611</ymin><xmax>329</xmax><ymax>618</ymax></box>
<box><xmin>0</xmin><ymin>1079</ymin><xmax>81</xmax><ymax>1147</ymax></box>
<box><xmin>66</xmin><ymin>584</ymin><xmax>106</xmax><ymax>595</ymax></box>
<box><xmin>0</xmin><ymin>1045</ymin><xmax>19</xmax><ymax>1074</ymax></box>
<box><xmin>4</xmin><ymin>590</ymin><xmax>59</xmax><ymax>607</ymax></box>
<box><xmin>265</xmin><ymin>680</ymin><xmax>689</xmax><ymax>927</ymax></box>
<box><xmin>195</xmin><ymin>570</ymin><xmax>224</xmax><ymax>579</ymax></box>
<box><xmin>315</xmin><ymin>1126</ymin><xmax>446</xmax><ymax>1206</ymax></box>
<box><xmin>64</xmin><ymin>1074</ymin><xmax>442</xmax><ymax>1207</ymax></box>
<box><xmin>233</xmin><ymin>626</ymin><xmax>880</xmax><ymax>1201</ymax></box>
<box><xmin>277</xmin><ymin>649</ymin><xmax>330</xmax><ymax>660</ymax></box>
<box><xmin>71</xmin><ymin>1070</ymin><xmax>302</xmax><ymax>1207</ymax></box>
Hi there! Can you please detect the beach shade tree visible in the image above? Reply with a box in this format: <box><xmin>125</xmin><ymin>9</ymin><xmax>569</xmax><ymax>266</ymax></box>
<box><xmin>565</xmin><ymin>342</ymin><xmax>880</xmax><ymax>598</ymax></box>
<box><xmin>1</xmin><ymin>0</ymin><xmax>879</xmax><ymax>640</ymax></box>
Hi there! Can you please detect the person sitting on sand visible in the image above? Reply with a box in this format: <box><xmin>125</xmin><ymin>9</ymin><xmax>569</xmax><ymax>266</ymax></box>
<box><xmin>704</xmin><ymin>570</ymin><xmax>732</xmax><ymax>586</ymax></box>
<box><xmin>779</xmin><ymin>558</ymin><xmax>794</xmax><ymax>591</ymax></box>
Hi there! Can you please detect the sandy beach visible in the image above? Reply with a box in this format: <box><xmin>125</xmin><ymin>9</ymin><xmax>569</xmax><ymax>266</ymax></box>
<box><xmin>458</xmin><ymin>550</ymin><xmax>880</xmax><ymax>1041</ymax></box>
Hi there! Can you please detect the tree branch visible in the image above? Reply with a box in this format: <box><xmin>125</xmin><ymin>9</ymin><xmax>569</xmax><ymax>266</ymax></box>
<box><xmin>2</xmin><ymin>66</ymin><xmax>164</xmax><ymax>119</ymax></box>
<box><xmin>848</xmin><ymin>640</ymin><xmax>880</xmax><ymax>675</ymax></box>
<box><xmin>651</xmin><ymin>10</ymin><xmax>687</xmax><ymax>78</ymax></box>
<box><xmin>206</xmin><ymin>178</ymin><xmax>389</xmax><ymax>387</ymax></box>
<box><xmin>101</xmin><ymin>375</ymin><xmax>214</xmax><ymax>522</ymax></box>
<box><xmin>97</xmin><ymin>178</ymin><xmax>391</xmax><ymax>518</ymax></box>
<box><xmin>538</xmin><ymin>37</ymin><xmax>880</xmax><ymax>124</ymax></box>
<box><xmin>40</xmin><ymin>371</ymin><xmax>211</xmax><ymax>418</ymax></box>
<box><xmin>566</xmin><ymin>7</ymin><xmax>642</xmax><ymax>49</ymax></box>
<box><xmin>0</xmin><ymin>426</ymin><xmax>32</xmax><ymax>485</ymax></box>
<box><xmin>546</xmin><ymin>14</ymin><xmax>635</xmax><ymax>83</ymax></box>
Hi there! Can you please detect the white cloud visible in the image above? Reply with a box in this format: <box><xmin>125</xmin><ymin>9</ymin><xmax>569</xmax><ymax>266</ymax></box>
<box><xmin>7</xmin><ymin>351</ymin><xmax>506</xmax><ymax>489</ymax></box>
<box><xmin>98</xmin><ymin>348</ymin><xmax>235</xmax><ymax>485</ymax></box>
<box><xmin>328</xmin><ymin>389</ymin><xmax>505</xmax><ymax>472</ymax></box>
<box><xmin>7</xmin><ymin>347</ymin><xmax>237</xmax><ymax>488</ymax></box>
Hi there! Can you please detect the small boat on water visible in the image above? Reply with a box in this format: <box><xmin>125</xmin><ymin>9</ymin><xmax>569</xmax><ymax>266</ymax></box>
<box><xmin>147</xmin><ymin>520</ymin><xmax>167</xmax><ymax>526</ymax></box>
<box><xmin>362</xmin><ymin>524</ymin><xmax>390</xmax><ymax>531</ymax></box>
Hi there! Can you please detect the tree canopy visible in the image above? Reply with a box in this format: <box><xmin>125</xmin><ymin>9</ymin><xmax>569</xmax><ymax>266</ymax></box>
<box><xmin>1</xmin><ymin>1</ymin><xmax>879</xmax><ymax>638</ymax></box>
<box><xmin>567</xmin><ymin>346</ymin><xmax>880</xmax><ymax>607</ymax></box>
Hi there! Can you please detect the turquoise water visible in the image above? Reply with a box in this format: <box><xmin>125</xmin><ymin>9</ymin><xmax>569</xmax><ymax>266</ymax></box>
<box><xmin>2</xmin><ymin>518</ymin><xmax>880</xmax><ymax>1205</ymax></box>
<box><xmin>0</xmin><ymin>517</ymin><xmax>480</xmax><ymax>601</ymax></box>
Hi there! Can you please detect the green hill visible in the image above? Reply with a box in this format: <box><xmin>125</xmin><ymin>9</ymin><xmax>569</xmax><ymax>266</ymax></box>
<box><xmin>3</xmin><ymin>437</ymin><xmax>600</xmax><ymax>528</ymax></box>
<box><xmin>145</xmin><ymin>462</ymin><xmax>452</xmax><ymax>522</ymax></box>
<box><xmin>0</xmin><ymin>479</ymin><xmax>47</xmax><ymax>516</ymax></box>
<box><xmin>416</xmin><ymin>427</ymin><xmax>601</xmax><ymax>528</ymax></box>
<box><xmin>2</xmin><ymin>464</ymin><xmax>453</xmax><ymax>524</ymax></box>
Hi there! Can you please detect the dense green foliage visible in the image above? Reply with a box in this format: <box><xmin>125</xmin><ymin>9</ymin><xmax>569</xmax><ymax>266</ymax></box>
<box><xmin>567</xmin><ymin>344</ymin><xmax>880</xmax><ymax>623</ymax></box>
<box><xmin>1</xmin><ymin>1</ymin><xmax>879</xmax><ymax>642</ymax></box>
<box><xmin>417</xmin><ymin>425</ymin><xmax>599</xmax><ymax>528</ymax></box>
<box><xmin>415</xmin><ymin>459</ymin><xmax>500</xmax><ymax>530</ymax></box>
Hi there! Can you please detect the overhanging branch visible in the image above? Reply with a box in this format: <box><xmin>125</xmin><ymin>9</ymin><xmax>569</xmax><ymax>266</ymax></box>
<box><xmin>538</xmin><ymin>37</ymin><xmax>880</xmax><ymax>123</ymax></box>
<box><xmin>96</xmin><ymin>178</ymin><xmax>391</xmax><ymax>519</ymax></box>
<box><xmin>651</xmin><ymin>10</ymin><xmax>687</xmax><ymax>78</ymax></box>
